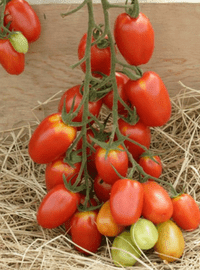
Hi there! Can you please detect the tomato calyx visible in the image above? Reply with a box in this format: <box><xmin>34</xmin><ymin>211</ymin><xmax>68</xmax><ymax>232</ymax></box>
<box><xmin>63</xmin><ymin>150</ymin><xmax>82</xmax><ymax>168</ymax></box>
<box><xmin>63</xmin><ymin>173</ymin><xmax>85</xmax><ymax>193</ymax></box>
<box><xmin>92</xmin><ymin>24</ymin><xmax>110</xmax><ymax>50</ymax></box>
<box><xmin>119</xmin><ymin>106</ymin><xmax>139</xmax><ymax>126</ymax></box>
<box><xmin>125</xmin><ymin>0</ymin><xmax>140</xmax><ymax>18</ymax></box>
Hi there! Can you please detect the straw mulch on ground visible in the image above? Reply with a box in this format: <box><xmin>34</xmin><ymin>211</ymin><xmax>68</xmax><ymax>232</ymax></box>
<box><xmin>0</xmin><ymin>82</ymin><xmax>200</xmax><ymax>270</ymax></box>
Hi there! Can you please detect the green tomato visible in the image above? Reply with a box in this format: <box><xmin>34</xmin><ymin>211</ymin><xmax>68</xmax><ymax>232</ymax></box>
<box><xmin>111</xmin><ymin>231</ymin><xmax>141</xmax><ymax>267</ymax></box>
<box><xmin>9</xmin><ymin>32</ymin><xmax>29</xmax><ymax>54</ymax></box>
<box><xmin>130</xmin><ymin>218</ymin><xmax>158</xmax><ymax>250</ymax></box>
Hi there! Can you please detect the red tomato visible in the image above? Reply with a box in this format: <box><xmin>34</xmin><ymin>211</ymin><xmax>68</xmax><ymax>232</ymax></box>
<box><xmin>94</xmin><ymin>175</ymin><xmax>112</xmax><ymax>202</ymax></box>
<box><xmin>114</xmin><ymin>12</ymin><xmax>154</xmax><ymax>66</ymax></box>
<box><xmin>110</xmin><ymin>179</ymin><xmax>144</xmax><ymax>226</ymax></box>
<box><xmin>125</xmin><ymin>71</ymin><xmax>171</xmax><ymax>127</ymax></box>
<box><xmin>0</xmin><ymin>39</ymin><xmax>24</xmax><ymax>75</ymax></box>
<box><xmin>58</xmin><ymin>85</ymin><xmax>102</xmax><ymax>123</ymax></box>
<box><xmin>172</xmin><ymin>193</ymin><xmax>200</xmax><ymax>231</ymax></box>
<box><xmin>95</xmin><ymin>145</ymin><xmax>128</xmax><ymax>185</ymax></box>
<box><xmin>118</xmin><ymin>118</ymin><xmax>151</xmax><ymax>162</ymax></box>
<box><xmin>103</xmin><ymin>72</ymin><xmax>129</xmax><ymax>114</ymax></box>
<box><xmin>138</xmin><ymin>155</ymin><xmax>162</xmax><ymax>180</ymax></box>
<box><xmin>4</xmin><ymin>0</ymin><xmax>41</xmax><ymax>43</ymax></box>
<box><xmin>28</xmin><ymin>113</ymin><xmax>77</xmax><ymax>164</ymax></box>
<box><xmin>142</xmin><ymin>181</ymin><xmax>173</xmax><ymax>224</ymax></box>
<box><xmin>45</xmin><ymin>156</ymin><xmax>81</xmax><ymax>191</ymax></box>
<box><xmin>78</xmin><ymin>33</ymin><xmax>112</xmax><ymax>76</ymax></box>
<box><xmin>37</xmin><ymin>184</ymin><xmax>80</xmax><ymax>229</ymax></box>
<box><xmin>70</xmin><ymin>210</ymin><xmax>102</xmax><ymax>254</ymax></box>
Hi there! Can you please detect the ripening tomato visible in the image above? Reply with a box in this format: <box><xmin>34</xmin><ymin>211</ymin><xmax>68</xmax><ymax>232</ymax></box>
<box><xmin>70</xmin><ymin>210</ymin><xmax>102</xmax><ymax>254</ymax></box>
<box><xmin>103</xmin><ymin>72</ymin><xmax>129</xmax><ymax>115</ymax></box>
<box><xmin>28</xmin><ymin>113</ymin><xmax>77</xmax><ymax>164</ymax></box>
<box><xmin>4</xmin><ymin>0</ymin><xmax>41</xmax><ymax>43</ymax></box>
<box><xmin>94</xmin><ymin>175</ymin><xmax>112</xmax><ymax>202</ymax></box>
<box><xmin>37</xmin><ymin>184</ymin><xmax>80</xmax><ymax>229</ymax></box>
<box><xmin>138</xmin><ymin>155</ymin><xmax>162</xmax><ymax>180</ymax></box>
<box><xmin>0</xmin><ymin>39</ymin><xmax>25</xmax><ymax>75</ymax></box>
<box><xmin>96</xmin><ymin>200</ymin><xmax>125</xmax><ymax>237</ymax></box>
<box><xmin>110</xmin><ymin>179</ymin><xmax>144</xmax><ymax>226</ymax></box>
<box><xmin>142</xmin><ymin>181</ymin><xmax>173</xmax><ymax>224</ymax></box>
<box><xmin>95</xmin><ymin>145</ymin><xmax>128</xmax><ymax>185</ymax></box>
<box><xmin>114</xmin><ymin>12</ymin><xmax>154</xmax><ymax>66</ymax></box>
<box><xmin>58</xmin><ymin>85</ymin><xmax>102</xmax><ymax>123</ymax></box>
<box><xmin>172</xmin><ymin>193</ymin><xmax>200</xmax><ymax>231</ymax></box>
<box><xmin>45</xmin><ymin>156</ymin><xmax>81</xmax><ymax>191</ymax></box>
<box><xmin>118</xmin><ymin>118</ymin><xmax>151</xmax><ymax>162</ymax></box>
<box><xmin>78</xmin><ymin>33</ymin><xmax>112</xmax><ymax>76</ymax></box>
<box><xmin>111</xmin><ymin>231</ymin><xmax>141</xmax><ymax>267</ymax></box>
<box><xmin>8</xmin><ymin>31</ymin><xmax>29</xmax><ymax>53</ymax></box>
<box><xmin>154</xmin><ymin>220</ymin><xmax>185</xmax><ymax>262</ymax></box>
<box><xmin>125</xmin><ymin>71</ymin><xmax>171</xmax><ymax>127</ymax></box>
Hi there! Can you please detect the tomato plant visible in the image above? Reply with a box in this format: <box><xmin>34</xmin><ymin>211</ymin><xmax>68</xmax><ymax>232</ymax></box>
<box><xmin>125</xmin><ymin>71</ymin><xmax>171</xmax><ymax>127</ymax></box>
<box><xmin>28</xmin><ymin>113</ymin><xmax>77</xmax><ymax>164</ymax></box>
<box><xmin>154</xmin><ymin>220</ymin><xmax>185</xmax><ymax>262</ymax></box>
<box><xmin>110</xmin><ymin>179</ymin><xmax>144</xmax><ymax>226</ymax></box>
<box><xmin>142</xmin><ymin>181</ymin><xmax>173</xmax><ymax>224</ymax></box>
<box><xmin>93</xmin><ymin>175</ymin><xmax>112</xmax><ymax>202</ymax></box>
<box><xmin>172</xmin><ymin>193</ymin><xmax>200</xmax><ymax>231</ymax></box>
<box><xmin>37</xmin><ymin>184</ymin><xmax>80</xmax><ymax>229</ymax></box>
<box><xmin>4</xmin><ymin>0</ymin><xmax>41</xmax><ymax>43</ymax></box>
<box><xmin>138</xmin><ymin>155</ymin><xmax>162</xmax><ymax>180</ymax></box>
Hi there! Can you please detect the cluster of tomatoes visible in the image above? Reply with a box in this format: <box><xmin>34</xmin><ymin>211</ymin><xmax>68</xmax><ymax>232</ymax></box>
<box><xmin>0</xmin><ymin>0</ymin><xmax>41</xmax><ymax>75</ymax></box>
<box><xmin>28</xmin><ymin>2</ymin><xmax>200</xmax><ymax>268</ymax></box>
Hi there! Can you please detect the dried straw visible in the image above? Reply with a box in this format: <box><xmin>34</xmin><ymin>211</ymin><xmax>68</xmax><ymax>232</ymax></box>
<box><xmin>0</xmin><ymin>82</ymin><xmax>200</xmax><ymax>270</ymax></box>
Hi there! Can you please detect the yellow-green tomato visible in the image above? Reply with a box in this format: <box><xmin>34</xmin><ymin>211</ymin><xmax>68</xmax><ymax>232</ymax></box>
<box><xmin>130</xmin><ymin>218</ymin><xmax>158</xmax><ymax>250</ymax></box>
<box><xmin>154</xmin><ymin>220</ymin><xmax>185</xmax><ymax>262</ymax></box>
<box><xmin>111</xmin><ymin>231</ymin><xmax>141</xmax><ymax>267</ymax></box>
<box><xmin>9</xmin><ymin>32</ymin><xmax>29</xmax><ymax>54</ymax></box>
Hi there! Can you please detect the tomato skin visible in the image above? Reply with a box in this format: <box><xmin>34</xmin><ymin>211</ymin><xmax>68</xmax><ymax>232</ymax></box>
<box><xmin>58</xmin><ymin>85</ymin><xmax>102</xmax><ymax>123</ymax></box>
<box><xmin>172</xmin><ymin>193</ymin><xmax>200</xmax><ymax>231</ymax></box>
<box><xmin>96</xmin><ymin>200</ymin><xmax>125</xmax><ymax>237</ymax></box>
<box><xmin>78</xmin><ymin>33</ymin><xmax>112</xmax><ymax>76</ymax></box>
<box><xmin>4</xmin><ymin>0</ymin><xmax>41</xmax><ymax>43</ymax></box>
<box><xmin>118</xmin><ymin>118</ymin><xmax>151</xmax><ymax>162</ymax></box>
<box><xmin>114</xmin><ymin>13</ymin><xmax>154</xmax><ymax>66</ymax></box>
<box><xmin>95</xmin><ymin>145</ymin><xmax>128</xmax><ymax>185</ymax></box>
<box><xmin>70</xmin><ymin>210</ymin><xmax>102</xmax><ymax>254</ymax></box>
<box><xmin>103</xmin><ymin>72</ymin><xmax>129</xmax><ymax>114</ymax></box>
<box><xmin>138</xmin><ymin>155</ymin><xmax>162</xmax><ymax>180</ymax></box>
<box><xmin>125</xmin><ymin>71</ymin><xmax>171</xmax><ymax>127</ymax></box>
<box><xmin>94</xmin><ymin>175</ymin><xmax>112</xmax><ymax>202</ymax></box>
<box><xmin>142</xmin><ymin>181</ymin><xmax>173</xmax><ymax>224</ymax></box>
<box><xmin>28</xmin><ymin>113</ymin><xmax>77</xmax><ymax>164</ymax></box>
<box><xmin>154</xmin><ymin>220</ymin><xmax>185</xmax><ymax>262</ymax></box>
<box><xmin>110</xmin><ymin>179</ymin><xmax>144</xmax><ymax>226</ymax></box>
<box><xmin>45</xmin><ymin>156</ymin><xmax>81</xmax><ymax>191</ymax></box>
<box><xmin>0</xmin><ymin>39</ymin><xmax>24</xmax><ymax>75</ymax></box>
<box><xmin>37</xmin><ymin>184</ymin><xmax>80</xmax><ymax>229</ymax></box>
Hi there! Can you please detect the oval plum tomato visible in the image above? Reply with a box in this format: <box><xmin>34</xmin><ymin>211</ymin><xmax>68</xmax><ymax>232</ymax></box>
<box><xmin>138</xmin><ymin>155</ymin><xmax>162</xmax><ymax>180</ymax></box>
<box><xmin>103</xmin><ymin>72</ymin><xmax>129</xmax><ymax>115</ymax></box>
<box><xmin>110</xmin><ymin>179</ymin><xmax>144</xmax><ymax>226</ymax></box>
<box><xmin>94</xmin><ymin>175</ymin><xmax>112</xmax><ymax>202</ymax></box>
<box><xmin>142</xmin><ymin>181</ymin><xmax>173</xmax><ymax>224</ymax></box>
<box><xmin>4</xmin><ymin>0</ymin><xmax>41</xmax><ymax>43</ymax></box>
<box><xmin>78</xmin><ymin>33</ymin><xmax>111</xmax><ymax>76</ymax></box>
<box><xmin>58</xmin><ymin>85</ymin><xmax>102</xmax><ymax>123</ymax></box>
<box><xmin>95</xmin><ymin>145</ymin><xmax>128</xmax><ymax>185</ymax></box>
<box><xmin>70</xmin><ymin>210</ymin><xmax>102</xmax><ymax>254</ymax></box>
<box><xmin>114</xmin><ymin>12</ymin><xmax>154</xmax><ymax>66</ymax></box>
<box><xmin>8</xmin><ymin>31</ymin><xmax>28</xmax><ymax>54</ymax></box>
<box><xmin>0</xmin><ymin>39</ymin><xmax>24</xmax><ymax>75</ymax></box>
<box><xmin>96</xmin><ymin>200</ymin><xmax>125</xmax><ymax>237</ymax></box>
<box><xmin>125</xmin><ymin>71</ymin><xmax>171</xmax><ymax>127</ymax></box>
<box><xmin>111</xmin><ymin>231</ymin><xmax>141</xmax><ymax>267</ymax></box>
<box><xmin>37</xmin><ymin>184</ymin><xmax>80</xmax><ymax>229</ymax></box>
<box><xmin>154</xmin><ymin>220</ymin><xmax>185</xmax><ymax>262</ymax></box>
<box><xmin>28</xmin><ymin>113</ymin><xmax>77</xmax><ymax>164</ymax></box>
<box><xmin>130</xmin><ymin>218</ymin><xmax>158</xmax><ymax>250</ymax></box>
<box><xmin>172</xmin><ymin>193</ymin><xmax>200</xmax><ymax>231</ymax></box>
<box><xmin>118</xmin><ymin>118</ymin><xmax>151</xmax><ymax>162</ymax></box>
<box><xmin>45</xmin><ymin>156</ymin><xmax>81</xmax><ymax>191</ymax></box>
